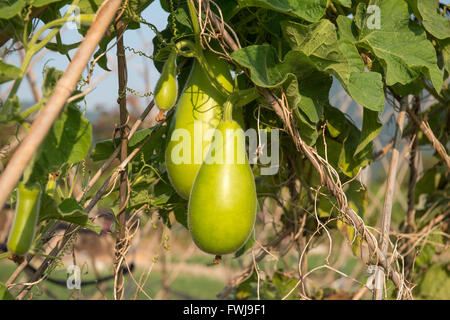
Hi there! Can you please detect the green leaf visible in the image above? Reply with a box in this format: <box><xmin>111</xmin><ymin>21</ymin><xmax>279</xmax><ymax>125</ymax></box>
<box><xmin>357</xmin><ymin>0</ymin><xmax>443</xmax><ymax>93</ymax></box>
<box><xmin>281</xmin><ymin>20</ymin><xmax>350</xmax><ymax>83</ymax></box>
<box><xmin>332</xmin><ymin>0</ymin><xmax>351</xmax><ymax>8</ymax></box>
<box><xmin>317</xmin><ymin>192</ymin><xmax>337</xmax><ymax>218</ymax></box>
<box><xmin>170</xmin><ymin>6</ymin><xmax>193</xmax><ymax>33</ymax></box>
<box><xmin>173</xmin><ymin>204</ymin><xmax>188</xmax><ymax>229</ymax></box>
<box><xmin>316</xmin><ymin>133</ymin><xmax>341</xmax><ymax>169</ymax></box>
<box><xmin>39</xmin><ymin>195</ymin><xmax>101</xmax><ymax>233</ymax></box>
<box><xmin>230</xmin><ymin>44</ymin><xmax>285</xmax><ymax>88</ymax></box>
<box><xmin>234</xmin><ymin>231</ymin><xmax>255</xmax><ymax>258</ymax></box>
<box><xmin>42</xmin><ymin>67</ymin><xmax>64</xmax><ymax>101</ymax></box>
<box><xmin>272</xmin><ymin>271</ymin><xmax>300</xmax><ymax>299</ymax></box>
<box><xmin>417</xmin><ymin>264</ymin><xmax>450</xmax><ymax>299</ymax></box>
<box><xmin>0</xmin><ymin>0</ymin><xmax>26</xmax><ymax>19</ymax></box>
<box><xmin>355</xmin><ymin>108</ymin><xmax>382</xmax><ymax>156</ymax></box>
<box><xmin>390</xmin><ymin>78</ymin><xmax>424</xmax><ymax>96</ymax></box>
<box><xmin>28</xmin><ymin>104</ymin><xmax>92</xmax><ymax>183</ymax></box>
<box><xmin>324</xmin><ymin>103</ymin><xmax>348</xmax><ymax>139</ymax></box>
<box><xmin>236</xmin><ymin>0</ymin><xmax>327</xmax><ymax>22</ymax></box>
<box><xmin>235</xmin><ymin>272</ymin><xmax>257</xmax><ymax>299</ymax></box>
<box><xmin>438</xmin><ymin>38</ymin><xmax>450</xmax><ymax>74</ymax></box>
<box><xmin>213</xmin><ymin>0</ymin><xmax>240</xmax><ymax>21</ymax></box>
<box><xmin>407</xmin><ymin>0</ymin><xmax>450</xmax><ymax>40</ymax></box>
<box><xmin>128</xmin><ymin>175</ymin><xmax>170</xmax><ymax>210</ymax></box>
<box><xmin>294</xmin><ymin>108</ymin><xmax>319</xmax><ymax>146</ymax></box>
<box><xmin>337</xmin><ymin>39</ymin><xmax>364</xmax><ymax>73</ymax></box>
<box><xmin>0</xmin><ymin>95</ymin><xmax>22</xmax><ymax>124</ymax></box>
<box><xmin>0</xmin><ymin>282</ymin><xmax>14</xmax><ymax>300</ymax></box>
<box><xmin>415</xmin><ymin>166</ymin><xmax>439</xmax><ymax>202</ymax></box>
<box><xmin>45</xmin><ymin>41</ymin><xmax>81</xmax><ymax>55</ymax></box>
<box><xmin>336</xmin><ymin>15</ymin><xmax>359</xmax><ymax>43</ymax></box>
<box><xmin>77</xmin><ymin>0</ymin><xmax>104</xmax><ymax>14</ymax></box>
<box><xmin>347</xmin><ymin>71</ymin><xmax>384</xmax><ymax>111</ymax></box>
<box><xmin>345</xmin><ymin>180</ymin><xmax>367</xmax><ymax>218</ymax></box>
<box><xmin>0</xmin><ymin>60</ymin><xmax>21</xmax><ymax>84</ymax></box>
<box><xmin>339</xmin><ymin>125</ymin><xmax>372</xmax><ymax>177</ymax></box>
<box><xmin>231</xmin><ymin>45</ymin><xmax>331</xmax><ymax>123</ymax></box>
<box><xmin>282</xmin><ymin>20</ymin><xmax>385</xmax><ymax>112</ymax></box>
<box><xmin>324</xmin><ymin>105</ymin><xmax>373</xmax><ymax>178</ymax></box>
<box><xmin>33</xmin><ymin>0</ymin><xmax>64</xmax><ymax>7</ymax></box>
<box><xmin>90</xmin><ymin>128</ymin><xmax>153</xmax><ymax>162</ymax></box>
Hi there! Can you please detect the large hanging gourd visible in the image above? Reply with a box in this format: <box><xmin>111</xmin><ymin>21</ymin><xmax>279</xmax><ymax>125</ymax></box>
<box><xmin>188</xmin><ymin>102</ymin><xmax>257</xmax><ymax>255</ymax></box>
<box><xmin>165</xmin><ymin>51</ymin><xmax>234</xmax><ymax>199</ymax></box>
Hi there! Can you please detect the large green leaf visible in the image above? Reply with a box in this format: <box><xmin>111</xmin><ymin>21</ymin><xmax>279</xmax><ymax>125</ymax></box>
<box><xmin>0</xmin><ymin>60</ymin><xmax>21</xmax><ymax>84</ymax></box>
<box><xmin>0</xmin><ymin>0</ymin><xmax>26</xmax><ymax>19</ymax></box>
<box><xmin>0</xmin><ymin>0</ymin><xmax>65</xmax><ymax>19</ymax></box>
<box><xmin>282</xmin><ymin>20</ymin><xmax>385</xmax><ymax>112</ymax></box>
<box><xmin>27</xmin><ymin>104</ymin><xmax>92</xmax><ymax>183</ymax></box>
<box><xmin>282</xmin><ymin>20</ymin><xmax>350</xmax><ymax>84</ymax></box>
<box><xmin>230</xmin><ymin>44</ymin><xmax>286</xmax><ymax>88</ymax></box>
<box><xmin>236</xmin><ymin>0</ymin><xmax>327</xmax><ymax>22</ymax></box>
<box><xmin>407</xmin><ymin>0</ymin><xmax>450</xmax><ymax>40</ymax></box>
<box><xmin>39</xmin><ymin>195</ymin><xmax>101</xmax><ymax>233</ymax></box>
<box><xmin>230</xmin><ymin>45</ymin><xmax>331</xmax><ymax>123</ymax></box>
<box><xmin>357</xmin><ymin>0</ymin><xmax>443</xmax><ymax>92</ymax></box>
<box><xmin>355</xmin><ymin>108</ymin><xmax>382</xmax><ymax>156</ymax></box>
<box><xmin>347</xmin><ymin>71</ymin><xmax>384</xmax><ymax>112</ymax></box>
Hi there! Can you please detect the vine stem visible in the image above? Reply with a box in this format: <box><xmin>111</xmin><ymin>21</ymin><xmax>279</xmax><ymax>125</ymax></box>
<box><xmin>186</xmin><ymin>0</ymin><xmax>231</xmax><ymax>97</ymax></box>
<box><xmin>373</xmin><ymin>96</ymin><xmax>408</xmax><ymax>300</ymax></box>
<box><xmin>0</xmin><ymin>0</ymin><xmax>123</xmax><ymax>211</ymax></box>
<box><xmin>404</xmin><ymin>95</ymin><xmax>420</xmax><ymax>281</ymax></box>
<box><xmin>113</xmin><ymin>17</ymin><xmax>129</xmax><ymax>300</ymax></box>
<box><xmin>406</xmin><ymin>107</ymin><xmax>450</xmax><ymax>169</ymax></box>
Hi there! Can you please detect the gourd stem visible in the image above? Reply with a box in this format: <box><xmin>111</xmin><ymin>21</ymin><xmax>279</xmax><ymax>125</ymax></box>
<box><xmin>175</xmin><ymin>40</ymin><xmax>196</xmax><ymax>57</ymax></box>
<box><xmin>186</xmin><ymin>0</ymin><xmax>231</xmax><ymax>98</ymax></box>
<box><xmin>224</xmin><ymin>101</ymin><xmax>233</xmax><ymax>122</ymax></box>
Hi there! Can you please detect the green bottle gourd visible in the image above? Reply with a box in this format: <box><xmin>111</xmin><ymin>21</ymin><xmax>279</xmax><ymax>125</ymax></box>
<box><xmin>7</xmin><ymin>182</ymin><xmax>42</xmax><ymax>255</ymax></box>
<box><xmin>165</xmin><ymin>51</ymin><xmax>234</xmax><ymax>199</ymax></box>
<box><xmin>154</xmin><ymin>50</ymin><xmax>178</xmax><ymax>119</ymax></box>
<box><xmin>188</xmin><ymin>103</ymin><xmax>257</xmax><ymax>255</ymax></box>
